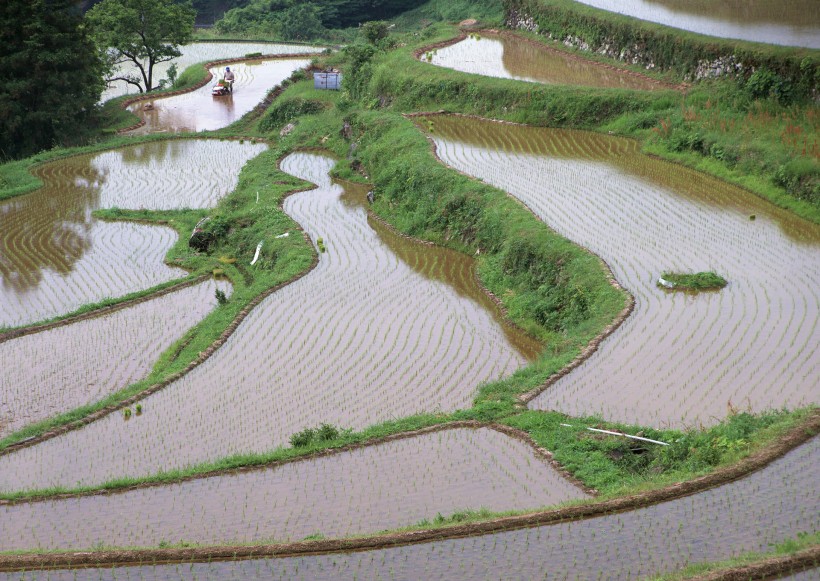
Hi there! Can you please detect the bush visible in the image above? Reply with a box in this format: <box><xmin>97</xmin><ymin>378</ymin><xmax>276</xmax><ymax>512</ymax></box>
<box><xmin>259</xmin><ymin>98</ymin><xmax>325</xmax><ymax>133</ymax></box>
<box><xmin>361</xmin><ymin>21</ymin><xmax>389</xmax><ymax>45</ymax></box>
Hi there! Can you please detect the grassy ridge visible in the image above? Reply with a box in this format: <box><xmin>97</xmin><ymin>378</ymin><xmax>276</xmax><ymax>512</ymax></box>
<box><xmin>0</xmin><ymin>145</ymin><xmax>315</xmax><ymax>451</ymax></box>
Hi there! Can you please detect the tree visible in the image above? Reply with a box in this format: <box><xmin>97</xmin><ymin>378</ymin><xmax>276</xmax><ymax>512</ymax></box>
<box><xmin>86</xmin><ymin>0</ymin><xmax>196</xmax><ymax>93</ymax></box>
<box><xmin>0</xmin><ymin>0</ymin><xmax>105</xmax><ymax>160</ymax></box>
<box><xmin>279</xmin><ymin>4</ymin><xmax>325</xmax><ymax>41</ymax></box>
<box><xmin>361</xmin><ymin>21</ymin><xmax>389</xmax><ymax>45</ymax></box>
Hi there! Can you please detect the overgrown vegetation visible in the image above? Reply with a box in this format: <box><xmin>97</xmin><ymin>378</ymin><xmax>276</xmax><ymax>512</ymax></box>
<box><xmin>659</xmin><ymin>271</ymin><xmax>728</xmax><ymax>291</ymax></box>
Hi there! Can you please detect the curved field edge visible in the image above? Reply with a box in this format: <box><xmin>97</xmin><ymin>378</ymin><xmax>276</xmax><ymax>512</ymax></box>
<box><xmin>0</xmin><ymin>145</ymin><xmax>316</xmax><ymax>453</ymax></box>
<box><xmin>0</xmin><ymin>411</ymin><xmax>816</xmax><ymax>570</ymax></box>
<box><xmin>350</xmin><ymin>26</ymin><xmax>819</xmax><ymax>223</ymax></box>
<box><xmin>646</xmin><ymin>536</ymin><xmax>820</xmax><ymax>581</ymax></box>
<box><xmin>504</xmin><ymin>0</ymin><xmax>819</xmax><ymax>86</ymax></box>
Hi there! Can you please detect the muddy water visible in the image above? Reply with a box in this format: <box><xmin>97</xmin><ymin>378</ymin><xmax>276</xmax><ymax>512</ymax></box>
<box><xmin>7</xmin><ymin>436</ymin><xmax>816</xmax><ymax>580</ymax></box>
<box><xmin>423</xmin><ymin>116</ymin><xmax>820</xmax><ymax>428</ymax></box>
<box><xmin>0</xmin><ymin>152</ymin><xmax>538</xmax><ymax>492</ymax></box>
<box><xmin>572</xmin><ymin>0</ymin><xmax>820</xmax><ymax>48</ymax></box>
<box><xmin>424</xmin><ymin>34</ymin><xmax>665</xmax><ymax>90</ymax></box>
<box><xmin>0</xmin><ymin>428</ymin><xmax>587</xmax><ymax>551</ymax></box>
<box><xmin>0</xmin><ymin>140</ymin><xmax>266</xmax><ymax>328</ymax></box>
<box><xmin>101</xmin><ymin>42</ymin><xmax>320</xmax><ymax>102</ymax></box>
<box><xmin>127</xmin><ymin>59</ymin><xmax>311</xmax><ymax>134</ymax></box>
<box><xmin>0</xmin><ymin>279</ymin><xmax>231</xmax><ymax>438</ymax></box>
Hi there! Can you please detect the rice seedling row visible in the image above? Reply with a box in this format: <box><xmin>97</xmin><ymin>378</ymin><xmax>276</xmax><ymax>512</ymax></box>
<box><xmin>101</xmin><ymin>42</ymin><xmax>322</xmax><ymax>102</ymax></box>
<box><xmin>0</xmin><ymin>427</ymin><xmax>587</xmax><ymax>551</ymax></box>
<box><xmin>0</xmin><ymin>139</ymin><xmax>265</xmax><ymax>328</ymax></box>
<box><xmin>423</xmin><ymin>33</ymin><xmax>666</xmax><ymax>90</ymax></box>
<box><xmin>4</xmin><ymin>435</ymin><xmax>815</xmax><ymax>580</ymax></box>
<box><xmin>126</xmin><ymin>59</ymin><xmax>311</xmax><ymax>135</ymax></box>
<box><xmin>0</xmin><ymin>152</ymin><xmax>537</xmax><ymax>492</ymax></box>
<box><xmin>0</xmin><ymin>279</ymin><xmax>230</xmax><ymax>437</ymax></box>
<box><xmin>426</xmin><ymin>116</ymin><xmax>820</xmax><ymax>427</ymax></box>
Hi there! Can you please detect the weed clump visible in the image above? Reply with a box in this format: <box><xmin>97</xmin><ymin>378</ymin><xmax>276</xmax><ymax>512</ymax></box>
<box><xmin>289</xmin><ymin>423</ymin><xmax>341</xmax><ymax>447</ymax></box>
<box><xmin>215</xmin><ymin>289</ymin><xmax>228</xmax><ymax>305</ymax></box>
<box><xmin>659</xmin><ymin>271</ymin><xmax>728</xmax><ymax>291</ymax></box>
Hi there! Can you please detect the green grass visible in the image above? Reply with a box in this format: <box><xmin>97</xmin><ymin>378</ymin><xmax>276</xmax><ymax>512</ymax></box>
<box><xmin>659</xmin><ymin>271</ymin><xmax>728</xmax><ymax>291</ymax></box>
<box><xmin>644</xmin><ymin>532</ymin><xmax>820</xmax><ymax>580</ymax></box>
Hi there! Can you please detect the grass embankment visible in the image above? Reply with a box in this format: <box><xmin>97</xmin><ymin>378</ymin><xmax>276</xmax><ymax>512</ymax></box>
<box><xmin>0</xmin><ymin>144</ymin><xmax>315</xmax><ymax>452</ymax></box>
<box><xmin>337</xmin><ymin>24</ymin><xmax>818</xmax><ymax>221</ymax></box>
<box><xmin>2</xmin><ymin>76</ymin><xmax>815</xmax><ymax>506</ymax></box>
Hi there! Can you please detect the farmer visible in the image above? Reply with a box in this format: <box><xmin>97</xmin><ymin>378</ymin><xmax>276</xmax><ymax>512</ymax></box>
<box><xmin>224</xmin><ymin>67</ymin><xmax>235</xmax><ymax>92</ymax></box>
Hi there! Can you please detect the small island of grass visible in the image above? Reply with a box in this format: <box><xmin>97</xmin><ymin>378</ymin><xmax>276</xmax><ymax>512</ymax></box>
<box><xmin>658</xmin><ymin>271</ymin><xmax>728</xmax><ymax>291</ymax></box>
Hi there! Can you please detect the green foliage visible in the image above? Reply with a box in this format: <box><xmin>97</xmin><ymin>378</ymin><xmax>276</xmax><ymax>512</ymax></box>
<box><xmin>505</xmin><ymin>0</ymin><xmax>818</xmax><ymax>101</ymax></box>
<box><xmin>87</xmin><ymin>0</ymin><xmax>196</xmax><ymax>93</ymax></box>
<box><xmin>660</xmin><ymin>271</ymin><xmax>728</xmax><ymax>291</ymax></box>
<box><xmin>289</xmin><ymin>423</ymin><xmax>341</xmax><ymax>447</ymax></box>
<box><xmin>0</xmin><ymin>0</ymin><xmax>105</xmax><ymax>160</ymax></box>
<box><xmin>279</xmin><ymin>3</ymin><xmax>325</xmax><ymax>41</ymax></box>
<box><xmin>342</xmin><ymin>44</ymin><xmax>379</xmax><ymax>100</ymax></box>
<box><xmin>215</xmin><ymin>289</ymin><xmax>228</xmax><ymax>305</ymax></box>
<box><xmin>391</xmin><ymin>0</ymin><xmax>503</xmax><ymax>30</ymax></box>
<box><xmin>361</xmin><ymin>21</ymin><xmax>390</xmax><ymax>44</ymax></box>
<box><xmin>258</xmin><ymin>98</ymin><xmax>325</xmax><ymax>132</ymax></box>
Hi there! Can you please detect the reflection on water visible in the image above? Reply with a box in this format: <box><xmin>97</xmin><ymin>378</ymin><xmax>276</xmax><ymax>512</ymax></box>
<box><xmin>126</xmin><ymin>59</ymin><xmax>311</xmax><ymax>134</ymax></box>
<box><xmin>572</xmin><ymin>0</ymin><xmax>820</xmax><ymax>48</ymax></box>
<box><xmin>425</xmin><ymin>35</ymin><xmax>666</xmax><ymax>90</ymax></box>
<box><xmin>0</xmin><ymin>152</ymin><xmax>537</xmax><ymax>491</ymax></box>
<box><xmin>0</xmin><ymin>140</ymin><xmax>266</xmax><ymax>327</ymax></box>
<box><xmin>101</xmin><ymin>42</ymin><xmax>321</xmax><ymax>102</ymax></box>
<box><xmin>424</xmin><ymin>115</ymin><xmax>820</xmax><ymax>427</ymax></box>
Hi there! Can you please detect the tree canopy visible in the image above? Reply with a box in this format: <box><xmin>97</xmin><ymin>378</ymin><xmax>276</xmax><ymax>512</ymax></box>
<box><xmin>216</xmin><ymin>0</ymin><xmax>427</xmax><ymax>36</ymax></box>
<box><xmin>86</xmin><ymin>0</ymin><xmax>196</xmax><ymax>93</ymax></box>
<box><xmin>0</xmin><ymin>0</ymin><xmax>105</xmax><ymax>160</ymax></box>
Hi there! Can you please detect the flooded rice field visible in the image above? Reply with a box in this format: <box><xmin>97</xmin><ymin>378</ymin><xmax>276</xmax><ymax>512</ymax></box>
<box><xmin>0</xmin><ymin>427</ymin><xmax>587</xmax><ymax>551</ymax></box>
<box><xmin>0</xmin><ymin>152</ymin><xmax>539</xmax><ymax>492</ymax></box>
<box><xmin>423</xmin><ymin>34</ymin><xmax>666</xmax><ymax>90</ymax></box>
<box><xmin>571</xmin><ymin>0</ymin><xmax>820</xmax><ymax>48</ymax></box>
<box><xmin>101</xmin><ymin>42</ymin><xmax>320</xmax><ymax>102</ymax></box>
<box><xmin>0</xmin><ymin>279</ymin><xmax>230</xmax><ymax>438</ymax></box>
<box><xmin>424</xmin><ymin>116</ymin><xmax>820</xmax><ymax>428</ymax></box>
<box><xmin>127</xmin><ymin>59</ymin><xmax>312</xmax><ymax>134</ymax></box>
<box><xmin>0</xmin><ymin>139</ymin><xmax>266</xmax><ymax>328</ymax></box>
<box><xmin>7</xmin><ymin>435</ymin><xmax>816</xmax><ymax>580</ymax></box>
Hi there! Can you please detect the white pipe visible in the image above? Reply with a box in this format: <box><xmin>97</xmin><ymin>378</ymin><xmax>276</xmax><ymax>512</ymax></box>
<box><xmin>560</xmin><ymin>423</ymin><xmax>669</xmax><ymax>446</ymax></box>
<box><xmin>250</xmin><ymin>240</ymin><xmax>263</xmax><ymax>265</ymax></box>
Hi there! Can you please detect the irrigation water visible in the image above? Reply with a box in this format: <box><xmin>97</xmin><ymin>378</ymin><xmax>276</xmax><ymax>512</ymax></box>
<box><xmin>4</xmin><ymin>436</ymin><xmax>815</xmax><ymax>579</ymax></box>
<box><xmin>570</xmin><ymin>0</ymin><xmax>820</xmax><ymax>49</ymax></box>
<box><xmin>0</xmin><ymin>152</ymin><xmax>539</xmax><ymax>492</ymax></box>
<box><xmin>101</xmin><ymin>42</ymin><xmax>321</xmax><ymax>102</ymax></box>
<box><xmin>423</xmin><ymin>33</ymin><xmax>666</xmax><ymax>90</ymax></box>
<box><xmin>0</xmin><ymin>427</ymin><xmax>587</xmax><ymax>550</ymax></box>
<box><xmin>424</xmin><ymin>115</ymin><xmax>820</xmax><ymax>428</ymax></box>
<box><xmin>0</xmin><ymin>279</ymin><xmax>231</xmax><ymax>437</ymax></box>
<box><xmin>126</xmin><ymin>59</ymin><xmax>312</xmax><ymax>134</ymax></box>
<box><xmin>0</xmin><ymin>139</ymin><xmax>265</xmax><ymax>327</ymax></box>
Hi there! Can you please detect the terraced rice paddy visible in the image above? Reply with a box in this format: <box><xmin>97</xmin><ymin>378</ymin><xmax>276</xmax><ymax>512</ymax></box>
<box><xmin>5</xmin><ymin>436</ymin><xmax>816</xmax><ymax>580</ymax></box>
<box><xmin>127</xmin><ymin>59</ymin><xmax>312</xmax><ymax>134</ymax></box>
<box><xmin>0</xmin><ymin>427</ymin><xmax>587</xmax><ymax>551</ymax></box>
<box><xmin>101</xmin><ymin>42</ymin><xmax>321</xmax><ymax>101</ymax></box>
<box><xmin>0</xmin><ymin>139</ymin><xmax>266</xmax><ymax>328</ymax></box>
<box><xmin>0</xmin><ymin>152</ymin><xmax>539</xmax><ymax>492</ymax></box>
<box><xmin>571</xmin><ymin>0</ymin><xmax>820</xmax><ymax>48</ymax></box>
<box><xmin>425</xmin><ymin>116</ymin><xmax>820</xmax><ymax>427</ymax></box>
<box><xmin>0</xmin><ymin>279</ymin><xmax>230</xmax><ymax>437</ymax></box>
<box><xmin>423</xmin><ymin>34</ymin><xmax>665</xmax><ymax>90</ymax></box>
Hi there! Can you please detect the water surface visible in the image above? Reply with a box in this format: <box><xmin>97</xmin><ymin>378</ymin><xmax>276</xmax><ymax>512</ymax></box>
<box><xmin>101</xmin><ymin>42</ymin><xmax>320</xmax><ymax>102</ymax></box>
<box><xmin>0</xmin><ymin>152</ymin><xmax>539</xmax><ymax>491</ymax></box>
<box><xmin>571</xmin><ymin>0</ymin><xmax>820</xmax><ymax>48</ymax></box>
<box><xmin>425</xmin><ymin>116</ymin><xmax>820</xmax><ymax>428</ymax></box>
<box><xmin>0</xmin><ymin>428</ymin><xmax>587</xmax><ymax>550</ymax></box>
<box><xmin>6</xmin><ymin>436</ymin><xmax>816</xmax><ymax>580</ymax></box>
<box><xmin>127</xmin><ymin>59</ymin><xmax>311</xmax><ymax>134</ymax></box>
<box><xmin>424</xmin><ymin>34</ymin><xmax>667</xmax><ymax>90</ymax></box>
<box><xmin>0</xmin><ymin>140</ymin><xmax>266</xmax><ymax>327</ymax></box>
